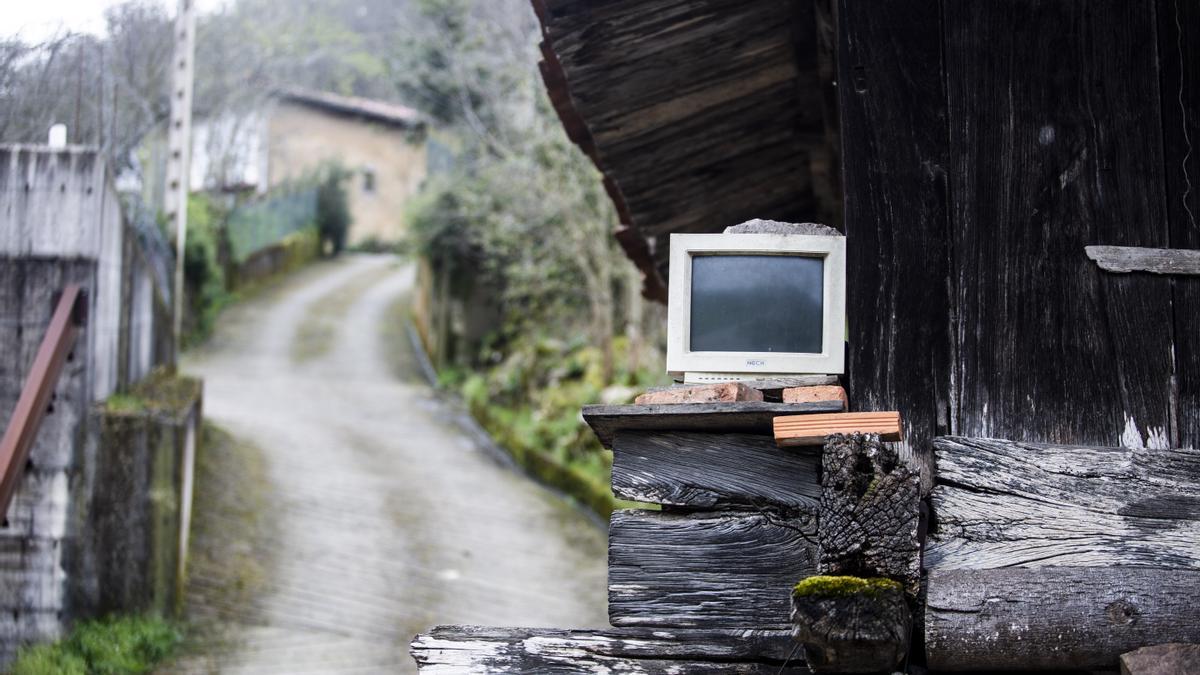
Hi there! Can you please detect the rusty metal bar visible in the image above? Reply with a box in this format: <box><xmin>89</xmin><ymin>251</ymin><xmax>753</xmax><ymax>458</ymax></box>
<box><xmin>0</xmin><ymin>284</ymin><xmax>85</xmax><ymax>522</ymax></box>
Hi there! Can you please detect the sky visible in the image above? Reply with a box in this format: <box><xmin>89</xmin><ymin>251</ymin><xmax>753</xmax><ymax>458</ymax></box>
<box><xmin>3</xmin><ymin>0</ymin><xmax>225</xmax><ymax>43</ymax></box>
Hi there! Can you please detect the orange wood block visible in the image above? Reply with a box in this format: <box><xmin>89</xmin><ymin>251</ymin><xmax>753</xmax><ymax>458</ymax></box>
<box><xmin>635</xmin><ymin>382</ymin><xmax>764</xmax><ymax>405</ymax></box>
<box><xmin>773</xmin><ymin>411</ymin><xmax>903</xmax><ymax>447</ymax></box>
<box><xmin>781</xmin><ymin>385</ymin><xmax>848</xmax><ymax>410</ymax></box>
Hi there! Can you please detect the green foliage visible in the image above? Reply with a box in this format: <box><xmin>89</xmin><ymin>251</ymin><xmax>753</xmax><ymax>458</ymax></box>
<box><xmin>316</xmin><ymin>168</ymin><xmax>352</xmax><ymax>255</ymax></box>
<box><xmin>182</xmin><ymin>194</ymin><xmax>232</xmax><ymax>347</ymax></box>
<box><xmin>10</xmin><ymin>615</ymin><xmax>180</xmax><ymax>675</ymax></box>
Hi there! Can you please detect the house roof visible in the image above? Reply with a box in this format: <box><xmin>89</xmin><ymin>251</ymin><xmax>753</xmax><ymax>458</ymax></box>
<box><xmin>532</xmin><ymin>0</ymin><xmax>839</xmax><ymax>301</ymax></box>
<box><xmin>275</xmin><ymin>87</ymin><xmax>424</xmax><ymax>129</ymax></box>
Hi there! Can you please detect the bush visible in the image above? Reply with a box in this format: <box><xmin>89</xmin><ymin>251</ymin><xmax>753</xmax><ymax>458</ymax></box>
<box><xmin>10</xmin><ymin>615</ymin><xmax>180</xmax><ymax>675</ymax></box>
<box><xmin>181</xmin><ymin>193</ymin><xmax>231</xmax><ymax>346</ymax></box>
<box><xmin>316</xmin><ymin>168</ymin><xmax>352</xmax><ymax>255</ymax></box>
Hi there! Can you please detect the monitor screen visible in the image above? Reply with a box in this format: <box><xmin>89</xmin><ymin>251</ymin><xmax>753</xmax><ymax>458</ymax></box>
<box><xmin>689</xmin><ymin>254</ymin><xmax>824</xmax><ymax>354</ymax></box>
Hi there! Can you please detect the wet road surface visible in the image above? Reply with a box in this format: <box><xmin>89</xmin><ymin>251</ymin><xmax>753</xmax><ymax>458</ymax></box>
<box><xmin>174</xmin><ymin>254</ymin><xmax>608</xmax><ymax>673</ymax></box>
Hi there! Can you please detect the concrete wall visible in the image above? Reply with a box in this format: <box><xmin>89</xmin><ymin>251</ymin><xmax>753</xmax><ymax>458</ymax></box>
<box><xmin>265</xmin><ymin>102</ymin><xmax>427</xmax><ymax>247</ymax></box>
<box><xmin>0</xmin><ymin>259</ymin><xmax>95</xmax><ymax>664</ymax></box>
<box><xmin>0</xmin><ymin>145</ymin><xmax>184</xmax><ymax>664</ymax></box>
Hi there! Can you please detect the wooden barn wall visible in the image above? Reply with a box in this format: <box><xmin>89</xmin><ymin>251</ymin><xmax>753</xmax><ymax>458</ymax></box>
<box><xmin>840</xmin><ymin>0</ymin><xmax>1198</xmax><ymax>451</ymax></box>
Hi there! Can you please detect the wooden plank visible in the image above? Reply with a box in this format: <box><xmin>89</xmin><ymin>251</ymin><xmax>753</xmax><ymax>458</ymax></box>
<box><xmin>837</xmin><ymin>0</ymin><xmax>949</xmax><ymax>485</ymax></box>
<box><xmin>1085</xmin><ymin>245</ymin><xmax>1200</xmax><ymax>275</ymax></box>
<box><xmin>608</xmin><ymin>509</ymin><xmax>816</xmax><ymax>629</ymax></box>
<box><xmin>611</xmin><ymin>431</ymin><xmax>820</xmax><ymax>511</ymax></box>
<box><xmin>773</xmin><ymin>412</ymin><xmax>901</xmax><ymax>447</ymax></box>
<box><xmin>945</xmin><ymin>1</ymin><xmax>1173</xmax><ymax>446</ymax></box>
<box><xmin>925</xmin><ymin>567</ymin><xmax>1200</xmax><ymax>671</ymax></box>
<box><xmin>1158</xmin><ymin>0</ymin><xmax>1200</xmax><ymax>449</ymax></box>
<box><xmin>583</xmin><ymin>401</ymin><xmax>844</xmax><ymax>448</ymax></box>
<box><xmin>410</xmin><ymin>625</ymin><xmax>806</xmax><ymax>673</ymax></box>
<box><xmin>926</xmin><ymin>437</ymin><xmax>1200</xmax><ymax>570</ymax></box>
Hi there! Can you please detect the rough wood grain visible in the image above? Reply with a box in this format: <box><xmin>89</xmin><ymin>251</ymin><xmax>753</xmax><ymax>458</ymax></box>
<box><xmin>608</xmin><ymin>509</ymin><xmax>817</xmax><ymax>629</ymax></box>
<box><xmin>1086</xmin><ymin>245</ymin><xmax>1200</xmax><ymax>275</ymax></box>
<box><xmin>410</xmin><ymin>625</ymin><xmax>807</xmax><ymax>674</ymax></box>
<box><xmin>925</xmin><ymin>567</ymin><xmax>1200</xmax><ymax>671</ymax></box>
<box><xmin>535</xmin><ymin>0</ymin><xmax>831</xmax><ymax>288</ymax></box>
<box><xmin>774</xmin><ymin>412</ymin><xmax>902</xmax><ymax>447</ymax></box>
<box><xmin>1158</xmin><ymin>0</ymin><xmax>1200</xmax><ymax>449</ymax></box>
<box><xmin>819</xmin><ymin>434</ymin><xmax>920</xmax><ymax>590</ymax></box>
<box><xmin>927</xmin><ymin>437</ymin><xmax>1200</xmax><ymax>570</ymax></box>
<box><xmin>945</xmin><ymin>1</ymin><xmax>1174</xmax><ymax>446</ymax></box>
<box><xmin>611</xmin><ymin>431</ymin><xmax>820</xmax><ymax>512</ymax></box>
<box><xmin>635</xmin><ymin>382</ymin><xmax>763</xmax><ymax>405</ymax></box>
<box><xmin>838</xmin><ymin>0</ymin><xmax>949</xmax><ymax>485</ymax></box>
<box><xmin>583</xmin><ymin>401</ymin><xmax>844</xmax><ymax>448</ymax></box>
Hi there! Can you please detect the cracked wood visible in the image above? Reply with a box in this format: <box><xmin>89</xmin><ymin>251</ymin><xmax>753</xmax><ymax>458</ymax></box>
<box><xmin>608</xmin><ymin>509</ymin><xmax>817</xmax><ymax>629</ymax></box>
<box><xmin>411</xmin><ymin>625</ymin><xmax>807</xmax><ymax>673</ymax></box>
<box><xmin>611</xmin><ymin>431</ymin><xmax>820</xmax><ymax>512</ymax></box>
<box><xmin>927</xmin><ymin>437</ymin><xmax>1200</xmax><ymax>570</ymax></box>
<box><xmin>926</xmin><ymin>567</ymin><xmax>1200</xmax><ymax>671</ymax></box>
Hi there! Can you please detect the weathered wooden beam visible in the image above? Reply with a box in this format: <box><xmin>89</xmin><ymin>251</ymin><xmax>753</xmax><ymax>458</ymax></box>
<box><xmin>818</xmin><ymin>433</ymin><xmax>920</xmax><ymax>591</ymax></box>
<box><xmin>583</xmin><ymin>401</ymin><xmax>844</xmax><ymax>448</ymax></box>
<box><xmin>611</xmin><ymin>431</ymin><xmax>820</xmax><ymax>512</ymax></box>
<box><xmin>925</xmin><ymin>567</ymin><xmax>1200</xmax><ymax>671</ymax></box>
<box><xmin>1086</xmin><ymin>245</ymin><xmax>1200</xmax><ymax>275</ymax></box>
<box><xmin>774</xmin><ymin>412</ymin><xmax>902</xmax><ymax>447</ymax></box>
<box><xmin>790</xmin><ymin>576</ymin><xmax>910</xmax><ymax>674</ymax></box>
<box><xmin>410</xmin><ymin>625</ymin><xmax>808</xmax><ymax>673</ymax></box>
<box><xmin>608</xmin><ymin>509</ymin><xmax>816</xmax><ymax>629</ymax></box>
<box><xmin>927</xmin><ymin>437</ymin><xmax>1200</xmax><ymax>570</ymax></box>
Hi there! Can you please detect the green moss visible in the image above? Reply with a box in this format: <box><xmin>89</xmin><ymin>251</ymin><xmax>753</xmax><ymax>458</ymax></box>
<box><xmin>105</xmin><ymin>394</ymin><xmax>148</xmax><ymax>414</ymax></box>
<box><xmin>10</xmin><ymin>615</ymin><xmax>180</xmax><ymax>675</ymax></box>
<box><xmin>792</xmin><ymin>576</ymin><xmax>901</xmax><ymax>599</ymax></box>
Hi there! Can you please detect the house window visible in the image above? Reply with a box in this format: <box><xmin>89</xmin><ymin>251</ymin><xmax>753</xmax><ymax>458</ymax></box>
<box><xmin>362</xmin><ymin>168</ymin><xmax>376</xmax><ymax>193</ymax></box>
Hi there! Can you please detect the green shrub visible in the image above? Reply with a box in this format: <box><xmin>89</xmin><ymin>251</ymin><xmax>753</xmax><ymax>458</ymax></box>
<box><xmin>10</xmin><ymin>615</ymin><xmax>180</xmax><ymax>675</ymax></box>
<box><xmin>316</xmin><ymin>168</ymin><xmax>352</xmax><ymax>255</ymax></box>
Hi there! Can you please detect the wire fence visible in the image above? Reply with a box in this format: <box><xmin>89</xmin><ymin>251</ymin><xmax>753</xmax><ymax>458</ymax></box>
<box><xmin>225</xmin><ymin>187</ymin><xmax>318</xmax><ymax>263</ymax></box>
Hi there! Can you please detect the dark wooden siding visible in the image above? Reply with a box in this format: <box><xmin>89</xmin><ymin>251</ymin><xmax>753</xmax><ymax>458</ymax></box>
<box><xmin>841</xmin><ymin>0</ymin><xmax>1197</xmax><ymax>452</ymax></box>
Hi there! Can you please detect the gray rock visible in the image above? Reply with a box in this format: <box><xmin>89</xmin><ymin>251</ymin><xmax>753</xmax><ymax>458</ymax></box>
<box><xmin>724</xmin><ymin>219</ymin><xmax>842</xmax><ymax>237</ymax></box>
<box><xmin>1121</xmin><ymin>643</ymin><xmax>1200</xmax><ymax>675</ymax></box>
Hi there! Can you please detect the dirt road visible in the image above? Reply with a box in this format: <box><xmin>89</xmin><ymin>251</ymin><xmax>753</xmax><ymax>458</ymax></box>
<box><xmin>175</xmin><ymin>254</ymin><xmax>607</xmax><ymax>673</ymax></box>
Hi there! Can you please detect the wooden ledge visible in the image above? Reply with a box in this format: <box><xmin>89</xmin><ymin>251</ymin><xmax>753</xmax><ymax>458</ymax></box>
<box><xmin>583</xmin><ymin>401</ymin><xmax>846</xmax><ymax>448</ymax></box>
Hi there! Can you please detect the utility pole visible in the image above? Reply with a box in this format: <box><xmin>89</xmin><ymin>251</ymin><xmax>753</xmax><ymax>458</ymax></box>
<box><xmin>165</xmin><ymin>0</ymin><xmax>197</xmax><ymax>361</ymax></box>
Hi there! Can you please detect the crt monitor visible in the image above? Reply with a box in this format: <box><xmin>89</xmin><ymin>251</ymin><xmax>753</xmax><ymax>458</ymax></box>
<box><xmin>666</xmin><ymin>232</ymin><xmax>846</xmax><ymax>383</ymax></box>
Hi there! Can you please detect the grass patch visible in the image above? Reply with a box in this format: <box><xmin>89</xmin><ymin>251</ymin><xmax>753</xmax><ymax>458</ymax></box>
<box><xmin>10</xmin><ymin>615</ymin><xmax>180</xmax><ymax>675</ymax></box>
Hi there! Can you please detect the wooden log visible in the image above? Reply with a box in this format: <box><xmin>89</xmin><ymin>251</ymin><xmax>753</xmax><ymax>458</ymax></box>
<box><xmin>782</xmin><ymin>385</ymin><xmax>848</xmax><ymax>410</ymax></box>
<box><xmin>774</xmin><ymin>412</ymin><xmax>902</xmax><ymax>447</ymax></box>
<box><xmin>790</xmin><ymin>576</ymin><xmax>909</xmax><ymax>674</ymax></box>
<box><xmin>927</xmin><ymin>437</ymin><xmax>1200</xmax><ymax>570</ymax></box>
<box><xmin>818</xmin><ymin>433</ymin><xmax>921</xmax><ymax>591</ymax></box>
<box><xmin>925</xmin><ymin>567</ymin><xmax>1200</xmax><ymax>671</ymax></box>
<box><xmin>608</xmin><ymin>509</ymin><xmax>817</xmax><ymax>629</ymax></box>
<box><xmin>410</xmin><ymin>625</ymin><xmax>808</xmax><ymax>673</ymax></box>
<box><xmin>1085</xmin><ymin>245</ymin><xmax>1200</xmax><ymax>275</ymax></box>
<box><xmin>583</xmin><ymin>401</ymin><xmax>845</xmax><ymax>448</ymax></box>
<box><xmin>611</xmin><ymin>431</ymin><xmax>820</xmax><ymax>512</ymax></box>
<box><xmin>634</xmin><ymin>382</ymin><xmax>763</xmax><ymax>405</ymax></box>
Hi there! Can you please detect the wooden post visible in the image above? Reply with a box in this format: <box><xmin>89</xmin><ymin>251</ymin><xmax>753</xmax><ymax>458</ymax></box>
<box><xmin>818</xmin><ymin>433</ymin><xmax>920</xmax><ymax>591</ymax></box>
<box><xmin>790</xmin><ymin>576</ymin><xmax>910</xmax><ymax>674</ymax></box>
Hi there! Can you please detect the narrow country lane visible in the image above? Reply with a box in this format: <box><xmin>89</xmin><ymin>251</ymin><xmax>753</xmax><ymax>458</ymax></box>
<box><xmin>172</xmin><ymin>254</ymin><xmax>608</xmax><ymax>674</ymax></box>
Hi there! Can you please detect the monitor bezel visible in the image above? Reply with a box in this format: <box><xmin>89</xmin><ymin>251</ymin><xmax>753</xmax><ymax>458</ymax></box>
<box><xmin>666</xmin><ymin>232</ymin><xmax>846</xmax><ymax>378</ymax></box>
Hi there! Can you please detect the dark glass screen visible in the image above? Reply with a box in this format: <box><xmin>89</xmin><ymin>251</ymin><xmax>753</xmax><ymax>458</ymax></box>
<box><xmin>689</xmin><ymin>254</ymin><xmax>823</xmax><ymax>353</ymax></box>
